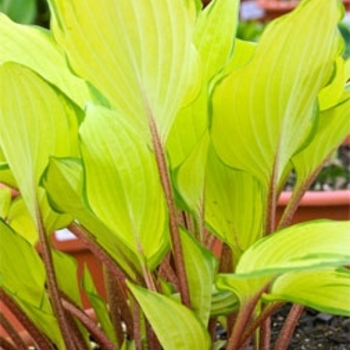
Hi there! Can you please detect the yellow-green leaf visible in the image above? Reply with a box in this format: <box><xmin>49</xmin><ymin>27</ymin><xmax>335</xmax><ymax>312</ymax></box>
<box><xmin>193</xmin><ymin>0</ymin><xmax>239</xmax><ymax>82</ymax></box>
<box><xmin>42</xmin><ymin>156</ymin><xmax>140</xmax><ymax>279</ymax></box>
<box><xmin>205</xmin><ymin>147</ymin><xmax>264</xmax><ymax>259</ymax></box>
<box><xmin>79</xmin><ymin>104</ymin><xmax>169</xmax><ymax>269</ymax></box>
<box><xmin>127</xmin><ymin>281</ymin><xmax>211</xmax><ymax>350</ymax></box>
<box><xmin>180</xmin><ymin>228</ymin><xmax>217</xmax><ymax>324</ymax></box>
<box><xmin>236</xmin><ymin>220</ymin><xmax>350</xmax><ymax>276</ymax></box>
<box><xmin>0</xmin><ymin>62</ymin><xmax>82</xmax><ymax>228</ymax></box>
<box><xmin>0</xmin><ymin>13</ymin><xmax>93</xmax><ymax>108</ymax></box>
<box><xmin>211</xmin><ymin>0</ymin><xmax>343</xmax><ymax>189</ymax></box>
<box><xmin>49</xmin><ymin>0</ymin><xmax>201</xmax><ymax>142</ymax></box>
<box><xmin>264</xmin><ymin>267</ymin><xmax>350</xmax><ymax>316</ymax></box>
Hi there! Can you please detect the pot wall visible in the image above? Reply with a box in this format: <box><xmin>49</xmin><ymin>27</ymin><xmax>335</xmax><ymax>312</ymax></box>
<box><xmin>277</xmin><ymin>190</ymin><xmax>350</xmax><ymax>224</ymax></box>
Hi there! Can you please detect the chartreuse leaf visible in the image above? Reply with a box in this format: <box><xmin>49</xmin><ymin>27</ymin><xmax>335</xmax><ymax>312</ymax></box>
<box><xmin>0</xmin><ymin>14</ymin><xmax>93</xmax><ymax>108</ymax></box>
<box><xmin>7</xmin><ymin>197</ymin><xmax>38</xmax><ymax>244</ymax></box>
<box><xmin>174</xmin><ymin>132</ymin><xmax>210</xmax><ymax>215</ymax></box>
<box><xmin>205</xmin><ymin>147</ymin><xmax>263</xmax><ymax>260</ymax></box>
<box><xmin>193</xmin><ymin>0</ymin><xmax>239</xmax><ymax>82</ymax></box>
<box><xmin>180</xmin><ymin>228</ymin><xmax>217</xmax><ymax>324</ymax></box>
<box><xmin>291</xmin><ymin>96</ymin><xmax>350</xmax><ymax>192</ymax></box>
<box><xmin>52</xmin><ymin>250</ymin><xmax>82</xmax><ymax>307</ymax></box>
<box><xmin>236</xmin><ymin>221</ymin><xmax>350</xmax><ymax>275</ymax></box>
<box><xmin>7</xmin><ymin>188</ymin><xmax>72</xmax><ymax>245</ymax></box>
<box><xmin>0</xmin><ymin>219</ymin><xmax>45</xmax><ymax>305</ymax></box>
<box><xmin>127</xmin><ymin>281</ymin><xmax>211</xmax><ymax>350</ymax></box>
<box><xmin>217</xmin><ymin>221</ymin><xmax>350</xmax><ymax>301</ymax></box>
<box><xmin>49</xmin><ymin>0</ymin><xmax>200</xmax><ymax>142</ymax></box>
<box><xmin>0</xmin><ymin>62</ymin><xmax>81</xmax><ymax>228</ymax></box>
<box><xmin>0</xmin><ymin>185</ymin><xmax>11</xmax><ymax>219</ymax></box>
<box><xmin>0</xmin><ymin>149</ymin><xmax>16</xmax><ymax>188</ymax></box>
<box><xmin>167</xmin><ymin>0</ymin><xmax>239</xmax><ymax>169</ymax></box>
<box><xmin>42</xmin><ymin>157</ymin><xmax>140</xmax><ymax>279</ymax></box>
<box><xmin>264</xmin><ymin>267</ymin><xmax>350</xmax><ymax>316</ymax></box>
<box><xmin>211</xmin><ymin>0</ymin><xmax>343</xmax><ymax>189</ymax></box>
<box><xmin>79</xmin><ymin>104</ymin><xmax>169</xmax><ymax>270</ymax></box>
<box><xmin>222</xmin><ymin>39</ymin><xmax>256</xmax><ymax>75</ymax></box>
<box><xmin>210</xmin><ymin>287</ymin><xmax>239</xmax><ymax>316</ymax></box>
<box><xmin>318</xmin><ymin>57</ymin><xmax>347</xmax><ymax>111</ymax></box>
<box><xmin>0</xmin><ymin>220</ymin><xmax>64</xmax><ymax>348</ymax></box>
<box><xmin>166</xmin><ymin>86</ymin><xmax>208</xmax><ymax>169</ymax></box>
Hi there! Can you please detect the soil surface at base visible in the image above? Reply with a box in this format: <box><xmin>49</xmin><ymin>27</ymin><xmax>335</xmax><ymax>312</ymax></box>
<box><xmin>270</xmin><ymin>304</ymin><xmax>350</xmax><ymax>350</ymax></box>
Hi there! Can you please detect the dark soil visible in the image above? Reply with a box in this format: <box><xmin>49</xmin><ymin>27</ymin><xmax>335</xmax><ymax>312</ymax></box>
<box><xmin>271</xmin><ymin>305</ymin><xmax>350</xmax><ymax>350</ymax></box>
<box><xmin>215</xmin><ymin>304</ymin><xmax>350</xmax><ymax>349</ymax></box>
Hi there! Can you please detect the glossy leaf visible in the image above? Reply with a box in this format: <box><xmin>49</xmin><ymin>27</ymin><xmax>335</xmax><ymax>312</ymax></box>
<box><xmin>174</xmin><ymin>132</ymin><xmax>210</xmax><ymax>215</ymax></box>
<box><xmin>0</xmin><ymin>62</ymin><xmax>81</xmax><ymax>227</ymax></box>
<box><xmin>0</xmin><ymin>221</ymin><xmax>64</xmax><ymax>350</ymax></box>
<box><xmin>217</xmin><ymin>220</ymin><xmax>350</xmax><ymax>301</ymax></box>
<box><xmin>7</xmin><ymin>188</ymin><xmax>72</xmax><ymax>245</ymax></box>
<box><xmin>166</xmin><ymin>0</ymin><xmax>239</xmax><ymax>169</ymax></box>
<box><xmin>79</xmin><ymin>104</ymin><xmax>169</xmax><ymax>269</ymax></box>
<box><xmin>236</xmin><ymin>220</ymin><xmax>350</xmax><ymax>276</ymax></box>
<box><xmin>0</xmin><ymin>185</ymin><xmax>11</xmax><ymax>219</ymax></box>
<box><xmin>291</xmin><ymin>95</ymin><xmax>350</xmax><ymax>189</ymax></box>
<box><xmin>210</xmin><ymin>288</ymin><xmax>239</xmax><ymax>316</ymax></box>
<box><xmin>127</xmin><ymin>282</ymin><xmax>211</xmax><ymax>350</ymax></box>
<box><xmin>264</xmin><ymin>267</ymin><xmax>350</xmax><ymax>316</ymax></box>
<box><xmin>166</xmin><ymin>86</ymin><xmax>208</xmax><ymax>169</ymax></box>
<box><xmin>42</xmin><ymin>157</ymin><xmax>140</xmax><ymax>278</ymax></box>
<box><xmin>318</xmin><ymin>57</ymin><xmax>347</xmax><ymax>111</ymax></box>
<box><xmin>49</xmin><ymin>0</ymin><xmax>201</xmax><ymax>141</ymax></box>
<box><xmin>0</xmin><ymin>14</ymin><xmax>93</xmax><ymax>108</ymax></box>
<box><xmin>211</xmin><ymin>0</ymin><xmax>343</xmax><ymax>189</ymax></box>
<box><xmin>52</xmin><ymin>250</ymin><xmax>82</xmax><ymax>307</ymax></box>
<box><xmin>193</xmin><ymin>0</ymin><xmax>239</xmax><ymax>82</ymax></box>
<box><xmin>180</xmin><ymin>228</ymin><xmax>217</xmax><ymax>324</ymax></box>
<box><xmin>205</xmin><ymin>147</ymin><xmax>264</xmax><ymax>258</ymax></box>
<box><xmin>0</xmin><ymin>219</ymin><xmax>45</xmax><ymax>305</ymax></box>
<box><xmin>7</xmin><ymin>197</ymin><xmax>38</xmax><ymax>244</ymax></box>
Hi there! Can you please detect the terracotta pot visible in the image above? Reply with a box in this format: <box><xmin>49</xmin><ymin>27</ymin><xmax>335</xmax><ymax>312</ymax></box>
<box><xmin>258</xmin><ymin>0</ymin><xmax>350</xmax><ymax>21</ymax></box>
<box><xmin>277</xmin><ymin>190</ymin><xmax>350</xmax><ymax>225</ymax></box>
<box><xmin>343</xmin><ymin>134</ymin><xmax>350</xmax><ymax>146</ymax></box>
<box><xmin>257</xmin><ymin>0</ymin><xmax>299</xmax><ymax>21</ymax></box>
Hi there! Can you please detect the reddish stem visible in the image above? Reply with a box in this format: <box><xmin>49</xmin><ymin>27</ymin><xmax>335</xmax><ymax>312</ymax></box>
<box><xmin>36</xmin><ymin>204</ymin><xmax>77</xmax><ymax>350</ymax></box>
<box><xmin>61</xmin><ymin>297</ymin><xmax>118</xmax><ymax>350</ymax></box>
<box><xmin>158</xmin><ymin>253</ymin><xmax>179</xmax><ymax>290</ymax></box>
<box><xmin>226</xmin><ymin>285</ymin><xmax>269</xmax><ymax>350</ymax></box>
<box><xmin>104</xmin><ymin>268</ymin><xmax>128</xmax><ymax>346</ymax></box>
<box><xmin>274</xmin><ymin>304</ymin><xmax>304</xmax><ymax>350</ymax></box>
<box><xmin>239</xmin><ymin>302</ymin><xmax>284</xmax><ymax>347</ymax></box>
<box><xmin>0</xmin><ymin>336</ymin><xmax>18</xmax><ymax>350</ymax></box>
<box><xmin>148</xmin><ymin>116</ymin><xmax>190</xmax><ymax>307</ymax></box>
<box><xmin>259</xmin><ymin>315</ymin><xmax>271</xmax><ymax>350</ymax></box>
<box><xmin>0</xmin><ymin>289</ymin><xmax>54</xmax><ymax>350</ymax></box>
<box><xmin>68</xmin><ymin>222</ymin><xmax>137</xmax><ymax>282</ymax></box>
<box><xmin>0</xmin><ymin>313</ymin><xmax>28</xmax><ymax>350</ymax></box>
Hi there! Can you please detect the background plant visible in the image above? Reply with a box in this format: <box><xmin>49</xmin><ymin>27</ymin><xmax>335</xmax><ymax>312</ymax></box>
<box><xmin>0</xmin><ymin>0</ymin><xmax>349</xmax><ymax>350</ymax></box>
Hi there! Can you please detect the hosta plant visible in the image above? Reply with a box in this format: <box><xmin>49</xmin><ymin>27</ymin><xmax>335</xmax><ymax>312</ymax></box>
<box><xmin>0</xmin><ymin>0</ymin><xmax>350</xmax><ymax>349</ymax></box>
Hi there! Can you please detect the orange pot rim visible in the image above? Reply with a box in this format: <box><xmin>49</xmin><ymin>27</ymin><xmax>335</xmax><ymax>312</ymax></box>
<box><xmin>257</xmin><ymin>0</ymin><xmax>300</xmax><ymax>10</ymax></box>
<box><xmin>279</xmin><ymin>189</ymin><xmax>350</xmax><ymax>207</ymax></box>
